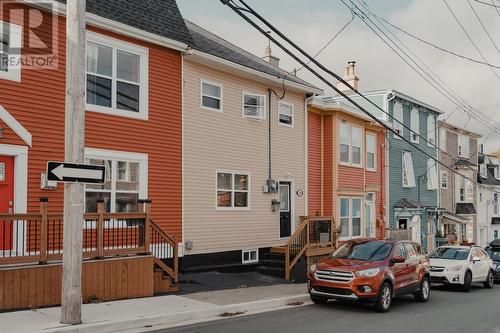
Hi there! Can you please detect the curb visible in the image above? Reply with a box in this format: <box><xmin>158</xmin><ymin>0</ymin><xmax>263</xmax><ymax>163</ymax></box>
<box><xmin>32</xmin><ymin>294</ymin><xmax>311</xmax><ymax>333</ymax></box>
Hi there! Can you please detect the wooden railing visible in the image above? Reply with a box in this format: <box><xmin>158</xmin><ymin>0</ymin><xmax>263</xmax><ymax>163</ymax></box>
<box><xmin>0</xmin><ymin>198</ymin><xmax>178</xmax><ymax>282</ymax></box>
<box><xmin>284</xmin><ymin>216</ymin><xmax>336</xmax><ymax>281</ymax></box>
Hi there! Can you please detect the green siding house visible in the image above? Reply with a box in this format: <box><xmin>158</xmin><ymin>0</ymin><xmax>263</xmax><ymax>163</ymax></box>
<box><xmin>329</xmin><ymin>89</ymin><xmax>442</xmax><ymax>252</ymax></box>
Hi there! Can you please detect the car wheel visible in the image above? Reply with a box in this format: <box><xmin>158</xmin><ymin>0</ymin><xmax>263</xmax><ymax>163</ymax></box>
<box><xmin>462</xmin><ymin>271</ymin><xmax>472</xmax><ymax>292</ymax></box>
<box><xmin>375</xmin><ymin>282</ymin><xmax>392</xmax><ymax>313</ymax></box>
<box><xmin>415</xmin><ymin>276</ymin><xmax>431</xmax><ymax>302</ymax></box>
<box><xmin>484</xmin><ymin>270</ymin><xmax>494</xmax><ymax>289</ymax></box>
<box><xmin>310</xmin><ymin>295</ymin><xmax>328</xmax><ymax>304</ymax></box>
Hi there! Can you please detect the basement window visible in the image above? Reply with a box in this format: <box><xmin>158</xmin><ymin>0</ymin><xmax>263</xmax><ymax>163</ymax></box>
<box><xmin>242</xmin><ymin>249</ymin><xmax>258</xmax><ymax>264</ymax></box>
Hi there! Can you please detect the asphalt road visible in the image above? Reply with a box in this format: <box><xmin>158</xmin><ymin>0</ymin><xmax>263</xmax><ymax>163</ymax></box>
<box><xmin>154</xmin><ymin>284</ymin><xmax>500</xmax><ymax>333</ymax></box>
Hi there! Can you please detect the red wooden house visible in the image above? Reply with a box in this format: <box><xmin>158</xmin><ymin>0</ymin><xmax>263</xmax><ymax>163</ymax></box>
<box><xmin>0</xmin><ymin>0</ymin><xmax>190</xmax><ymax>310</ymax></box>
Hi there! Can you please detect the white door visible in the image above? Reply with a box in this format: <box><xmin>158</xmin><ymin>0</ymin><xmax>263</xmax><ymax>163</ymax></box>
<box><xmin>365</xmin><ymin>193</ymin><xmax>375</xmax><ymax>238</ymax></box>
<box><xmin>410</xmin><ymin>215</ymin><xmax>421</xmax><ymax>244</ymax></box>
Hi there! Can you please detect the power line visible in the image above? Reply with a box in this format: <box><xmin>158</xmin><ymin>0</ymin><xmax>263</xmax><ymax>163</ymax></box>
<box><xmin>220</xmin><ymin>0</ymin><xmax>489</xmax><ymax>192</ymax></box>
<box><xmin>467</xmin><ymin>0</ymin><xmax>500</xmax><ymax>58</ymax></box>
<box><xmin>442</xmin><ymin>0</ymin><xmax>500</xmax><ymax>81</ymax></box>
<box><xmin>491</xmin><ymin>0</ymin><xmax>500</xmax><ymax>17</ymax></box>
<box><xmin>474</xmin><ymin>0</ymin><xmax>500</xmax><ymax>8</ymax></box>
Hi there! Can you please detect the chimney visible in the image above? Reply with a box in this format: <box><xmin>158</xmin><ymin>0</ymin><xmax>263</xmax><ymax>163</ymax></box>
<box><xmin>262</xmin><ymin>37</ymin><xmax>280</xmax><ymax>67</ymax></box>
<box><xmin>336</xmin><ymin>61</ymin><xmax>359</xmax><ymax>92</ymax></box>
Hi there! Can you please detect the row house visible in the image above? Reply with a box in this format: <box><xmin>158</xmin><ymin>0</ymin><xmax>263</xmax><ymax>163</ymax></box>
<box><xmin>438</xmin><ymin>122</ymin><xmax>480</xmax><ymax>246</ymax></box>
<box><xmin>307</xmin><ymin>96</ymin><xmax>387</xmax><ymax>242</ymax></box>
<box><xmin>180</xmin><ymin>21</ymin><xmax>321</xmax><ymax>270</ymax></box>
<box><xmin>330</xmin><ymin>62</ymin><xmax>442</xmax><ymax>252</ymax></box>
<box><xmin>0</xmin><ymin>0</ymin><xmax>191</xmax><ymax>309</ymax></box>
<box><xmin>477</xmin><ymin>153</ymin><xmax>500</xmax><ymax>247</ymax></box>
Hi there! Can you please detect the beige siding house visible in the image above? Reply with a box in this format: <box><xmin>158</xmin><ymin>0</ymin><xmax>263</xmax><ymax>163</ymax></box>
<box><xmin>181</xmin><ymin>21</ymin><xmax>320</xmax><ymax>269</ymax></box>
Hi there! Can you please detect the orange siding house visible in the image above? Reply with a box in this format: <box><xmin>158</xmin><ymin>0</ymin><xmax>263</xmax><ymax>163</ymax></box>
<box><xmin>308</xmin><ymin>98</ymin><xmax>387</xmax><ymax>240</ymax></box>
<box><xmin>0</xmin><ymin>1</ymin><xmax>191</xmax><ymax>251</ymax></box>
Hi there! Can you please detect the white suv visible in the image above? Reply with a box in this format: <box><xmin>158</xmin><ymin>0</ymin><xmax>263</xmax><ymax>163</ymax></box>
<box><xmin>428</xmin><ymin>246</ymin><xmax>494</xmax><ymax>292</ymax></box>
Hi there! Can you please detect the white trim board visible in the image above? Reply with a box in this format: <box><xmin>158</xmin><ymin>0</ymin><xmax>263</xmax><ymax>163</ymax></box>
<box><xmin>0</xmin><ymin>105</ymin><xmax>32</xmax><ymax>147</ymax></box>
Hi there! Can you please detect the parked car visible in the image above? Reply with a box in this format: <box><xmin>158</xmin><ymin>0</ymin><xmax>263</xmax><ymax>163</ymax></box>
<box><xmin>486</xmin><ymin>240</ymin><xmax>500</xmax><ymax>282</ymax></box>
<box><xmin>308</xmin><ymin>239</ymin><xmax>431</xmax><ymax>313</ymax></box>
<box><xmin>428</xmin><ymin>245</ymin><xmax>494</xmax><ymax>291</ymax></box>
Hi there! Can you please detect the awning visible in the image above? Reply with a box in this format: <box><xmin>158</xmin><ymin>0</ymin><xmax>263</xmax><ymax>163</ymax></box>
<box><xmin>442</xmin><ymin>211</ymin><xmax>471</xmax><ymax>225</ymax></box>
<box><xmin>456</xmin><ymin>203</ymin><xmax>477</xmax><ymax>215</ymax></box>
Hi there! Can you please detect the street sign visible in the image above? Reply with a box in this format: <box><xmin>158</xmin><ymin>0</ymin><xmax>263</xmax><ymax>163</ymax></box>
<box><xmin>47</xmin><ymin>162</ymin><xmax>105</xmax><ymax>184</ymax></box>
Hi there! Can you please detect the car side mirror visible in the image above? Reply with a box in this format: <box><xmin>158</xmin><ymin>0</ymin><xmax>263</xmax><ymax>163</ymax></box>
<box><xmin>392</xmin><ymin>256</ymin><xmax>406</xmax><ymax>264</ymax></box>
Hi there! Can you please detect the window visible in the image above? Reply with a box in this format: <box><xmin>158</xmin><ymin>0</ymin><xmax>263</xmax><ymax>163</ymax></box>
<box><xmin>459</xmin><ymin>177</ymin><xmax>465</xmax><ymax>202</ymax></box>
<box><xmin>242</xmin><ymin>249</ymin><xmax>259</xmax><ymax>264</ymax></box>
<box><xmin>339</xmin><ymin>122</ymin><xmax>363</xmax><ymax>167</ymax></box>
<box><xmin>366</xmin><ymin>133</ymin><xmax>376</xmax><ymax>171</ymax></box>
<box><xmin>495</xmin><ymin>230</ymin><xmax>498</xmax><ymax>240</ymax></box>
<box><xmin>216</xmin><ymin>171</ymin><xmax>249</xmax><ymax>209</ymax></box>
<box><xmin>278</xmin><ymin>102</ymin><xmax>294</xmax><ymax>127</ymax></box>
<box><xmin>441</xmin><ymin>171</ymin><xmax>448</xmax><ymax>189</ymax></box>
<box><xmin>86</xmin><ymin>32</ymin><xmax>148</xmax><ymax>119</ymax></box>
<box><xmin>392</xmin><ymin>102</ymin><xmax>404</xmax><ymax>138</ymax></box>
<box><xmin>427</xmin><ymin>158</ymin><xmax>438</xmax><ymax>190</ymax></box>
<box><xmin>242</xmin><ymin>93</ymin><xmax>265</xmax><ymax>119</ymax></box>
<box><xmin>339</xmin><ymin>197</ymin><xmax>362</xmax><ymax>239</ymax></box>
<box><xmin>458</xmin><ymin>176</ymin><xmax>473</xmax><ymax>202</ymax></box>
<box><xmin>0</xmin><ymin>21</ymin><xmax>21</xmax><ymax>82</ymax></box>
<box><xmin>84</xmin><ymin>149</ymin><xmax>147</xmax><ymax>213</ymax></box>
<box><xmin>404</xmin><ymin>243</ymin><xmax>418</xmax><ymax>259</ymax></box>
<box><xmin>480</xmin><ymin>163</ymin><xmax>487</xmax><ymax>178</ymax></box>
<box><xmin>402</xmin><ymin>151</ymin><xmax>416</xmax><ymax>188</ymax></box>
<box><xmin>201</xmin><ymin>80</ymin><xmax>222</xmax><ymax>111</ymax></box>
<box><xmin>494</xmin><ymin>193</ymin><xmax>498</xmax><ymax>216</ymax></box>
<box><xmin>458</xmin><ymin>134</ymin><xmax>469</xmax><ymax>158</ymax></box>
<box><xmin>340</xmin><ymin>123</ymin><xmax>350</xmax><ymax>164</ymax></box>
<box><xmin>427</xmin><ymin>115</ymin><xmax>436</xmax><ymax>146</ymax></box>
<box><xmin>393</xmin><ymin>244</ymin><xmax>407</xmax><ymax>258</ymax></box>
<box><xmin>410</xmin><ymin>108</ymin><xmax>419</xmax><ymax>143</ymax></box>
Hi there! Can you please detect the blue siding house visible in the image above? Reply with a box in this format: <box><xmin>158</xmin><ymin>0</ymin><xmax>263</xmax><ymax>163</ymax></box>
<box><xmin>329</xmin><ymin>89</ymin><xmax>442</xmax><ymax>252</ymax></box>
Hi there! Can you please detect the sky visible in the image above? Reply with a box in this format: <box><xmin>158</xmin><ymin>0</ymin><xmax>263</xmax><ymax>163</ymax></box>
<box><xmin>178</xmin><ymin>0</ymin><xmax>500</xmax><ymax>152</ymax></box>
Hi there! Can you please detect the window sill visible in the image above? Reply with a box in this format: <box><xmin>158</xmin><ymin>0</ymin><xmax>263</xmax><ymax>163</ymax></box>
<box><xmin>86</xmin><ymin>104</ymin><xmax>148</xmax><ymax>120</ymax></box>
<box><xmin>339</xmin><ymin>162</ymin><xmax>364</xmax><ymax>169</ymax></box>
<box><xmin>278</xmin><ymin>122</ymin><xmax>294</xmax><ymax>128</ymax></box>
<box><xmin>201</xmin><ymin>105</ymin><xmax>223</xmax><ymax>113</ymax></box>
<box><xmin>216</xmin><ymin>207</ymin><xmax>251</xmax><ymax>211</ymax></box>
<box><xmin>0</xmin><ymin>70</ymin><xmax>21</xmax><ymax>82</ymax></box>
<box><xmin>366</xmin><ymin>168</ymin><xmax>377</xmax><ymax>172</ymax></box>
<box><xmin>243</xmin><ymin>116</ymin><xmax>265</xmax><ymax>121</ymax></box>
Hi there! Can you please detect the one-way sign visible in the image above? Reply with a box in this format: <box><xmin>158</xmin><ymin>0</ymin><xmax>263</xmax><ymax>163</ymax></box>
<box><xmin>47</xmin><ymin>162</ymin><xmax>106</xmax><ymax>184</ymax></box>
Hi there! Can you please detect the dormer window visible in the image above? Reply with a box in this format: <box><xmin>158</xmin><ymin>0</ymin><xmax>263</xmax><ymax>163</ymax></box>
<box><xmin>480</xmin><ymin>163</ymin><xmax>487</xmax><ymax>178</ymax></box>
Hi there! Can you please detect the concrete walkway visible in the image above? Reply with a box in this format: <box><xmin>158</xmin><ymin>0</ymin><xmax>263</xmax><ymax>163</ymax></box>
<box><xmin>0</xmin><ymin>284</ymin><xmax>309</xmax><ymax>333</ymax></box>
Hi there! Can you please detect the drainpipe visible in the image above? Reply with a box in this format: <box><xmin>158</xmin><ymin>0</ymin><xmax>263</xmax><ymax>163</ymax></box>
<box><xmin>268</xmin><ymin>89</ymin><xmax>272</xmax><ymax>183</ymax></box>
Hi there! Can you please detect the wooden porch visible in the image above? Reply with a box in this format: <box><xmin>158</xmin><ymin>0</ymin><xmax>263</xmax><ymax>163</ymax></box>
<box><xmin>0</xmin><ymin>198</ymin><xmax>178</xmax><ymax>312</ymax></box>
<box><xmin>268</xmin><ymin>216</ymin><xmax>338</xmax><ymax>281</ymax></box>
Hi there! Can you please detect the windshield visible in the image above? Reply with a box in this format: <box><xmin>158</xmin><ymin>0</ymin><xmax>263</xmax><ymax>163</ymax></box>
<box><xmin>332</xmin><ymin>241</ymin><xmax>392</xmax><ymax>262</ymax></box>
<box><xmin>487</xmin><ymin>250</ymin><xmax>500</xmax><ymax>261</ymax></box>
<box><xmin>429</xmin><ymin>247</ymin><xmax>470</xmax><ymax>260</ymax></box>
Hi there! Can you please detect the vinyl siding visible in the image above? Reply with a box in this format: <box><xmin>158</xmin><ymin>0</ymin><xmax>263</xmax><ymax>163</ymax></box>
<box><xmin>308</xmin><ymin>112</ymin><xmax>321</xmax><ymax>216</ymax></box>
<box><xmin>183</xmin><ymin>59</ymin><xmax>307</xmax><ymax>255</ymax></box>
<box><xmin>0</xmin><ymin>119</ymin><xmax>25</xmax><ymax>146</ymax></box>
<box><xmin>0</xmin><ymin>7</ymin><xmax>182</xmax><ymax>237</ymax></box>
<box><xmin>323</xmin><ymin>115</ymin><xmax>333</xmax><ymax>216</ymax></box>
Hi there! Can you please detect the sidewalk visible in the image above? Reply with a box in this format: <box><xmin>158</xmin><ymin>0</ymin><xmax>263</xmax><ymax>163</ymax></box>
<box><xmin>0</xmin><ymin>284</ymin><xmax>309</xmax><ymax>333</ymax></box>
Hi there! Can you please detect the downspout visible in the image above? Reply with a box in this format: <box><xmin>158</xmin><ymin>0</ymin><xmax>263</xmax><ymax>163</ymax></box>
<box><xmin>268</xmin><ymin>89</ymin><xmax>272</xmax><ymax>183</ymax></box>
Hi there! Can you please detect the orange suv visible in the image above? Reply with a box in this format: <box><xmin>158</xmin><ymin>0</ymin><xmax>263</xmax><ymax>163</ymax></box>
<box><xmin>308</xmin><ymin>239</ymin><xmax>430</xmax><ymax>312</ymax></box>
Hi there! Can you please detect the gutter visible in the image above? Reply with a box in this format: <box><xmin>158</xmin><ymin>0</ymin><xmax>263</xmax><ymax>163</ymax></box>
<box><xmin>26</xmin><ymin>0</ymin><xmax>191</xmax><ymax>53</ymax></box>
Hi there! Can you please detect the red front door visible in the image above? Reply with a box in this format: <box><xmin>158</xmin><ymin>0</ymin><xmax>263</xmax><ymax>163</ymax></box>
<box><xmin>0</xmin><ymin>156</ymin><xmax>14</xmax><ymax>250</ymax></box>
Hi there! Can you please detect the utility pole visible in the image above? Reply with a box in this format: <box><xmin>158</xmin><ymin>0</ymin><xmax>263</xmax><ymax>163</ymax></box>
<box><xmin>60</xmin><ymin>0</ymin><xmax>86</xmax><ymax>325</ymax></box>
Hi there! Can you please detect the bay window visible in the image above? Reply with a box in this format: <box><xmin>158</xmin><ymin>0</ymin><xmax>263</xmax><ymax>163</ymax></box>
<box><xmin>217</xmin><ymin>171</ymin><xmax>249</xmax><ymax>209</ymax></box>
<box><xmin>339</xmin><ymin>122</ymin><xmax>363</xmax><ymax>167</ymax></box>
<box><xmin>366</xmin><ymin>133</ymin><xmax>376</xmax><ymax>171</ymax></box>
<box><xmin>86</xmin><ymin>32</ymin><xmax>148</xmax><ymax>119</ymax></box>
<box><xmin>402</xmin><ymin>151</ymin><xmax>416</xmax><ymax>188</ymax></box>
<box><xmin>410</xmin><ymin>108</ymin><xmax>419</xmax><ymax>143</ymax></box>
<box><xmin>84</xmin><ymin>149</ymin><xmax>147</xmax><ymax>213</ymax></box>
<box><xmin>243</xmin><ymin>93</ymin><xmax>265</xmax><ymax>119</ymax></box>
<box><xmin>340</xmin><ymin>197</ymin><xmax>362</xmax><ymax>239</ymax></box>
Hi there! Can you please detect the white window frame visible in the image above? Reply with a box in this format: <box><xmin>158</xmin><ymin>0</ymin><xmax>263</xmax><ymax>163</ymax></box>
<box><xmin>410</xmin><ymin>108</ymin><xmax>419</xmax><ymax>143</ymax></box>
<box><xmin>84</xmin><ymin>148</ymin><xmax>148</xmax><ymax>214</ymax></box>
<box><xmin>440</xmin><ymin>171</ymin><xmax>448</xmax><ymax>189</ymax></box>
<box><xmin>427</xmin><ymin>115</ymin><xmax>436</xmax><ymax>147</ymax></box>
<box><xmin>427</xmin><ymin>158</ymin><xmax>438</xmax><ymax>190</ymax></box>
<box><xmin>458</xmin><ymin>134</ymin><xmax>469</xmax><ymax>158</ymax></box>
<box><xmin>242</xmin><ymin>249</ymin><xmax>259</xmax><ymax>264</ymax></box>
<box><xmin>480</xmin><ymin>163</ymin><xmax>487</xmax><ymax>178</ymax></box>
<box><xmin>200</xmin><ymin>79</ymin><xmax>223</xmax><ymax>112</ymax></box>
<box><xmin>242</xmin><ymin>91</ymin><xmax>266</xmax><ymax>120</ymax></box>
<box><xmin>86</xmin><ymin>32</ymin><xmax>149</xmax><ymax>120</ymax></box>
<box><xmin>215</xmin><ymin>170</ymin><xmax>251</xmax><ymax>210</ymax></box>
<box><xmin>493</xmin><ymin>193</ymin><xmax>499</xmax><ymax>216</ymax></box>
<box><xmin>366</xmin><ymin>132</ymin><xmax>377</xmax><ymax>171</ymax></box>
<box><xmin>392</xmin><ymin>102</ymin><xmax>404</xmax><ymax>139</ymax></box>
<box><xmin>402</xmin><ymin>151</ymin><xmax>416</xmax><ymax>188</ymax></box>
<box><xmin>0</xmin><ymin>21</ymin><xmax>22</xmax><ymax>82</ymax></box>
<box><xmin>339</xmin><ymin>197</ymin><xmax>363</xmax><ymax>240</ymax></box>
<box><xmin>339</xmin><ymin>122</ymin><xmax>363</xmax><ymax>168</ymax></box>
<box><xmin>277</xmin><ymin>101</ymin><xmax>294</xmax><ymax>128</ymax></box>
